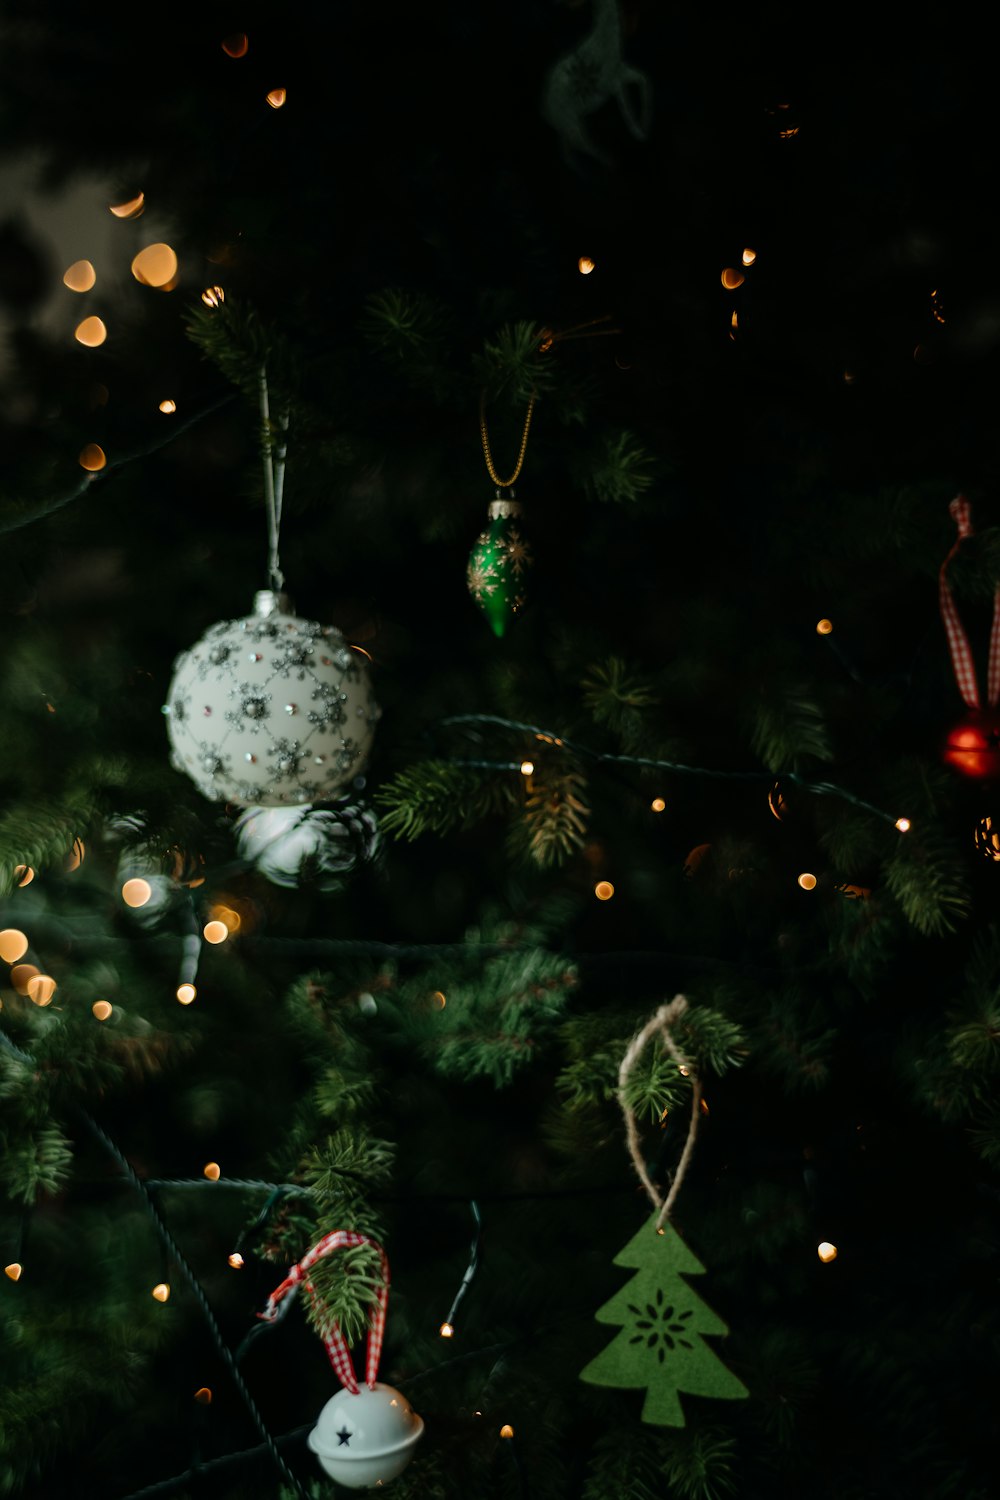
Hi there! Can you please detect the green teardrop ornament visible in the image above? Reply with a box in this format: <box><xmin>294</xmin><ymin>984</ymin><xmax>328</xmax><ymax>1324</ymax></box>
<box><xmin>466</xmin><ymin>498</ymin><xmax>533</xmax><ymax>638</ymax></box>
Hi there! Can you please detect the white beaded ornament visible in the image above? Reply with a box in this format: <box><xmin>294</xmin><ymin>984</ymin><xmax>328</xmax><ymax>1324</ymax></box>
<box><xmin>164</xmin><ymin>591</ymin><xmax>379</xmax><ymax>807</ymax></box>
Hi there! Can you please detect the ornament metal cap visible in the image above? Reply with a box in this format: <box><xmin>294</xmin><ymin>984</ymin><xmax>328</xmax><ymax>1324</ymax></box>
<box><xmin>253</xmin><ymin>589</ymin><xmax>294</xmax><ymax>617</ymax></box>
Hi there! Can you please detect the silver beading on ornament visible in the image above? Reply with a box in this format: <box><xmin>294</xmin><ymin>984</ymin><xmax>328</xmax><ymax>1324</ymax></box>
<box><xmin>164</xmin><ymin>593</ymin><xmax>380</xmax><ymax>808</ymax></box>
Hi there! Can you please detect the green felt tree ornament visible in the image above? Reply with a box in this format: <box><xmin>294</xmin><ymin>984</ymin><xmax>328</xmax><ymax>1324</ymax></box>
<box><xmin>467</xmin><ymin>393</ymin><xmax>536</xmax><ymax>636</ymax></box>
<box><xmin>580</xmin><ymin>1212</ymin><xmax>747</xmax><ymax>1425</ymax></box>
<box><xmin>580</xmin><ymin>995</ymin><xmax>748</xmax><ymax>1426</ymax></box>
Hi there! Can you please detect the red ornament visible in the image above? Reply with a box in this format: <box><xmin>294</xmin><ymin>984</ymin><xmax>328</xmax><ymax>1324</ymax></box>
<box><xmin>943</xmin><ymin>710</ymin><xmax>1000</xmax><ymax>779</ymax></box>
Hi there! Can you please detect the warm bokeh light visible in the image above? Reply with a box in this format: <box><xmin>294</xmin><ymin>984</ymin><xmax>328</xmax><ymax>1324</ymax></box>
<box><xmin>131</xmin><ymin>243</ymin><xmax>178</xmax><ymax>288</ymax></box>
<box><xmin>176</xmin><ymin>984</ymin><xmax>197</xmax><ymax>1005</ymax></box>
<box><xmin>65</xmin><ymin>838</ymin><xmax>85</xmax><ymax>872</ymax></box>
<box><xmin>0</xmin><ymin>930</ymin><xmax>29</xmax><ymax>964</ymax></box>
<box><xmin>92</xmin><ymin>1001</ymin><xmax>113</xmax><ymax>1022</ymax></box>
<box><xmin>768</xmin><ymin>783</ymin><xmax>788</xmax><ymax>820</ymax></box>
<box><xmin>209</xmin><ymin>904</ymin><xmax>241</xmax><ymax>934</ymax></box>
<box><xmin>578</xmin><ymin>256</ymin><xmax>595</xmax><ymax>274</ymax></box>
<box><xmin>109</xmin><ymin>192</ymin><xmax>145</xmax><ymax>219</ymax></box>
<box><xmin>5</xmin><ymin>1263</ymin><xmax>22</xmax><ymax>1282</ymax></box>
<box><xmin>895</xmin><ymin>817</ymin><xmax>911</xmax><ymax>833</ymax></box>
<box><xmin>816</xmin><ymin>618</ymin><xmax>833</xmax><ymax>635</ymax></box>
<box><xmin>721</xmin><ymin>267</ymin><xmax>745</xmax><ymax>289</ymax></box>
<box><xmin>27</xmin><ymin>974</ymin><xmax>57</xmax><ymax>1006</ymax></box>
<box><xmin>63</xmin><ymin>259</ymin><xmax>96</xmax><ymax>292</ymax></box>
<box><xmin>228</xmin><ymin>1251</ymin><xmax>244</xmax><ymax>1269</ymax></box>
<box><xmin>594</xmin><ymin>881</ymin><xmax>615</xmax><ymax>901</ymax></box>
<box><xmin>203</xmin><ymin>920</ymin><xmax>228</xmax><ymax>944</ymax></box>
<box><xmin>158</xmin><ymin>399</ymin><xmax>177</xmax><ymax>414</ymax></box>
<box><xmin>650</xmin><ymin>797</ymin><xmax>666</xmax><ymax>813</ymax></box>
<box><xmin>499</xmin><ymin>1424</ymin><xmax>515</xmax><ymax>1440</ymax></box>
<box><xmin>151</xmin><ymin>1283</ymin><xmax>171</xmax><ymax>1302</ymax></box>
<box><xmin>14</xmin><ymin>865</ymin><xmax>34</xmax><ymax>887</ymax></box>
<box><xmin>266</xmin><ymin>88</ymin><xmax>287</xmax><ymax>108</ymax></box>
<box><xmin>201</xmin><ymin>285</ymin><xmax>225</xmax><ymax>307</ymax></box>
<box><xmin>797</xmin><ymin>873</ymin><xmax>818</xmax><ymax>891</ymax></box>
<box><xmin>439</xmin><ymin>1322</ymin><xmax>454</xmax><ymax>1338</ymax></box>
<box><xmin>79</xmin><ymin>445</ymin><xmax>107</xmax><ymax>472</ymax></box>
<box><xmin>742</xmin><ymin>248</ymin><xmax>757</xmax><ymax>266</ymax></box>
<box><xmin>520</xmin><ymin>760</ymin><xmax>534</xmax><ymax>776</ymax></box>
<box><xmin>74</xmin><ymin>316</ymin><xmax>107</xmax><ymax>347</ymax></box>
<box><xmin>10</xmin><ymin>964</ymin><xmax>40</xmax><ymax>995</ymax></box>
<box><xmin>122</xmin><ymin>878</ymin><xmax>152</xmax><ymax>908</ymax></box>
<box><xmin>203</xmin><ymin>1162</ymin><xmax>221</xmax><ymax>1181</ymax></box>
<box><xmin>817</xmin><ymin>1241</ymin><xmax>838</xmax><ymax>1263</ymax></box>
<box><xmin>431</xmin><ymin>990</ymin><xmax>447</xmax><ymax>1010</ymax></box>
<box><xmin>221</xmin><ymin>33</ymin><xmax>248</xmax><ymax>56</ymax></box>
<box><xmin>194</xmin><ymin>1386</ymin><xmax>213</xmax><ymax>1404</ymax></box>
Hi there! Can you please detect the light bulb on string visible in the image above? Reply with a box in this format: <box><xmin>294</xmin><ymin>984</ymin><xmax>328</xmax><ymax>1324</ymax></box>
<box><xmin>176</xmin><ymin>983</ymin><xmax>197</xmax><ymax>1005</ymax></box>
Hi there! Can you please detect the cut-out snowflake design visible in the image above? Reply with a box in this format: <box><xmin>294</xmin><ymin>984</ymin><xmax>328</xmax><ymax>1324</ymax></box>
<box><xmin>165</xmin><ymin>593</ymin><xmax>379</xmax><ymax>807</ymax></box>
<box><xmin>581</xmin><ymin>1212</ymin><xmax>747</xmax><ymax>1427</ymax></box>
<box><xmin>627</xmin><ymin>1291</ymin><xmax>695</xmax><ymax>1362</ymax></box>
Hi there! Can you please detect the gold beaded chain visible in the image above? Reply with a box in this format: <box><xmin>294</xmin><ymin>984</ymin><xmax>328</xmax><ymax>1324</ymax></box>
<box><xmin>479</xmin><ymin>391</ymin><xmax>536</xmax><ymax>489</ymax></box>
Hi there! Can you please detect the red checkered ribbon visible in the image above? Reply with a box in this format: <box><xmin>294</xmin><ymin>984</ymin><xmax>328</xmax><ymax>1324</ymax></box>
<box><xmin>939</xmin><ymin>495</ymin><xmax>1000</xmax><ymax>709</ymax></box>
<box><xmin>257</xmin><ymin>1231</ymin><xmax>390</xmax><ymax>1393</ymax></box>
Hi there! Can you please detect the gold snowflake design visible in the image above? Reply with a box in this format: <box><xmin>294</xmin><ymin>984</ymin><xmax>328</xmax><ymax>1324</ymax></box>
<box><xmin>467</xmin><ymin>557</ymin><xmax>499</xmax><ymax>601</ymax></box>
<box><xmin>503</xmin><ymin>528</ymin><xmax>533</xmax><ymax>575</ymax></box>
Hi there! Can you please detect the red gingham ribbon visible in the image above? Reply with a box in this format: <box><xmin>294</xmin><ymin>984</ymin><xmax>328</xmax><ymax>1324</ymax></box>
<box><xmin>939</xmin><ymin>495</ymin><xmax>1000</xmax><ymax>709</ymax></box>
<box><xmin>257</xmin><ymin>1231</ymin><xmax>390</xmax><ymax>1394</ymax></box>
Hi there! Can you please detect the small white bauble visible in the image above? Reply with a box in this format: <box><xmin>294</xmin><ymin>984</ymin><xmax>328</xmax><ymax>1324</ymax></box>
<box><xmin>163</xmin><ymin>591</ymin><xmax>380</xmax><ymax>808</ymax></box>
<box><xmin>234</xmin><ymin>801</ymin><xmax>380</xmax><ymax>891</ymax></box>
<box><xmin>307</xmin><ymin>1381</ymin><xmax>424</xmax><ymax>1489</ymax></box>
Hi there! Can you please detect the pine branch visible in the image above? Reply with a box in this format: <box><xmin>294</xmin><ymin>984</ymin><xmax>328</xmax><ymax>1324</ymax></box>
<box><xmin>376</xmin><ymin>760</ymin><xmax>519</xmax><ymax>841</ymax></box>
<box><xmin>0</xmin><ymin>1121</ymin><xmax>73</xmax><ymax>1204</ymax></box>
<box><xmin>582</xmin><ymin>656</ymin><xmax>658</xmax><ymax>750</ymax></box>
<box><xmin>514</xmin><ymin>765</ymin><xmax>591</xmax><ymax>868</ymax></box>
<box><xmin>578</xmin><ymin>429</ymin><xmax>656</xmax><ymax>505</ymax></box>
<box><xmin>883</xmin><ymin>825</ymin><xmax>970</xmax><ymax>936</ymax></box>
<box><xmin>748</xmin><ymin>684</ymin><xmax>833</xmax><ymax>772</ymax></box>
<box><xmin>475</xmin><ymin>321</ymin><xmax>555</xmax><ymax>404</ymax></box>
<box><xmin>184</xmin><ymin>296</ymin><xmax>300</xmax><ymax>409</ymax></box>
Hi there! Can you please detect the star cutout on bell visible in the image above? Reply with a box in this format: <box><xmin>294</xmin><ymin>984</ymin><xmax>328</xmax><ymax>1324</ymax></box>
<box><xmin>336</xmin><ymin>1426</ymin><xmax>352</xmax><ymax>1446</ymax></box>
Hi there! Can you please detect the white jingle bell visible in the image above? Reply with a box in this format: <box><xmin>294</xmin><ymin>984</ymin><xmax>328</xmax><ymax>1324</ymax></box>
<box><xmin>307</xmin><ymin>1380</ymin><xmax>424</xmax><ymax>1489</ymax></box>
<box><xmin>163</xmin><ymin>590</ymin><xmax>380</xmax><ymax>808</ymax></box>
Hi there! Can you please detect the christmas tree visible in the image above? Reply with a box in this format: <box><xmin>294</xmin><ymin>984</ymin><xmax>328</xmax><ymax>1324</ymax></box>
<box><xmin>3</xmin><ymin>5</ymin><xmax>1000</xmax><ymax>1498</ymax></box>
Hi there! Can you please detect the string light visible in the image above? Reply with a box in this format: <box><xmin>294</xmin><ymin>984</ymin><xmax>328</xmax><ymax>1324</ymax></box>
<box><xmin>10</xmin><ymin>964</ymin><xmax>40</xmax><ymax>995</ymax></box>
<box><xmin>131</xmin><ymin>243</ymin><xmax>178</xmax><ymax>289</ymax></box>
<box><xmin>227</xmin><ymin>1252</ymin><xmax>245</xmax><ymax>1269</ymax></box>
<box><xmin>27</xmin><ymin>974</ymin><xmax>57</xmax><ymax>1006</ymax></box>
<box><xmin>578</xmin><ymin>256</ymin><xmax>595</xmax><ymax>274</ymax></box>
<box><xmin>520</xmin><ymin>760</ymin><xmax>534</xmax><ymax>776</ymax></box>
<box><xmin>266</xmin><ymin>88</ymin><xmax>287</xmax><ymax>108</ymax></box>
<box><xmin>650</xmin><ymin>797</ymin><xmax>666</xmax><ymax>813</ymax></box>
<box><xmin>13</xmin><ymin>865</ymin><xmax>34</xmax><ymax>887</ymax></box>
<box><xmin>817</xmin><ymin>1242</ymin><xmax>838</xmax><ymax>1263</ymax></box>
<box><xmin>816</xmin><ymin>618</ymin><xmax>833</xmax><ymax>635</ymax></box>
<box><xmin>221</xmin><ymin>33</ymin><xmax>248</xmax><ymax>56</ymax></box>
<box><xmin>92</xmin><ymin>1001</ymin><xmax>113</xmax><ymax>1022</ymax></box>
<box><xmin>0</xmin><ymin>930</ymin><xmax>29</xmax><ymax>964</ymax></box>
<box><xmin>78</xmin><ymin>445</ymin><xmax>106</xmax><ymax>472</ymax></box>
<box><xmin>203</xmin><ymin>920</ymin><xmax>228</xmax><ymax>944</ymax></box>
<box><xmin>109</xmin><ymin>192</ymin><xmax>145</xmax><ymax>219</ymax></box>
<box><xmin>594</xmin><ymin>881</ymin><xmax>615</xmax><ymax>901</ymax></box>
<box><xmin>431</xmin><ymin>990</ymin><xmax>447</xmax><ymax>1010</ymax></box>
<box><xmin>4</xmin><ymin>1263</ymin><xmax>22</xmax><ymax>1281</ymax></box>
<box><xmin>499</xmin><ymin>1425</ymin><xmax>515</xmax><ymax>1440</ymax></box>
<box><xmin>176</xmin><ymin>984</ymin><xmax>197</xmax><ymax>1005</ymax></box>
<box><xmin>203</xmin><ymin>1162</ymin><xmax>221</xmax><ymax>1181</ymax></box>
<box><xmin>158</xmin><ymin>399</ymin><xmax>177</xmax><ymax>413</ymax></box>
<box><xmin>721</xmin><ymin>267</ymin><xmax>745</xmax><ymax>289</ymax></box>
<box><xmin>439</xmin><ymin>1322</ymin><xmax>454</xmax><ymax>1338</ymax></box>
<box><xmin>895</xmin><ymin>817</ymin><xmax>911</xmax><ymax>833</ymax></box>
<box><xmin>209</xmin><ymin>904</ymin><xmax>241</xmax><ymax>934</ymax></box>
<box><xmin>151</xmin><ymin>1283</ymin><xmax>171</xmax><ymax>1302</ymax></box>
<box><xmin>74</xmin><ymin>316</ymin><xmax>107</xmax><ymax>347</ymax></box>
<box><xmin>194</xmin><ymin>1387</ymin><xmax>213</xmax><ymax>1404</ymax></box>
<box><xmin>797</xmin><ymin>873</ymin><xmax>817</xmax><ymax>891</ymax></box>
<box><xmin>121</xmin><ymin>878</ymin><xmax>152</xmax><ymax>908</ymax></box>
<box><xmin>63</xmin><ymin>260</ymin><xmax>96</xmax><ymax>292</ymax></box>
<box><xmin>201</xmin><ymin>286</ymin><xmax>225</xmax><ymax>307</ymax></box>
<box><xmin>65</xmin><ymin>838</ymin><xmax>85</xmax><ymax>872</ymax></box>
<box><xmin>742</xmin><ymin>248</ymin><xmax>757</xmax><ymax>265</ymax></box>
